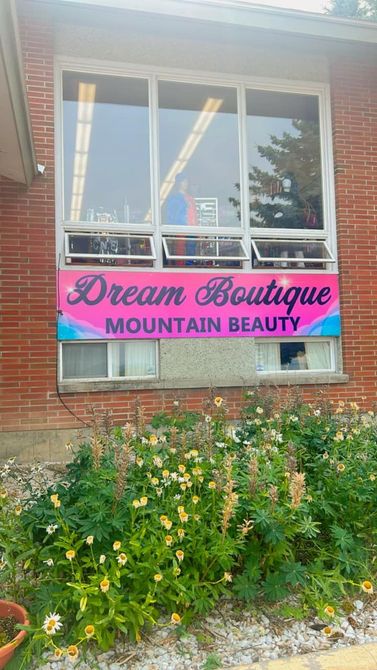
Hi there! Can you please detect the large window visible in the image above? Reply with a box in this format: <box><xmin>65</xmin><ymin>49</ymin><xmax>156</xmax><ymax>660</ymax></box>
<box><xmin>60</xmin><ymin>68</ymin><xmax>336</xmax><ymax>272</ymax></box>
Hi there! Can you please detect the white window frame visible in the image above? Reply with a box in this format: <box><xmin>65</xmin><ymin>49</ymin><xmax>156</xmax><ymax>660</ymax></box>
<box><xmin>65</xmin><ymin>230</ymin><xmax>156</xmax><ymax>261</ymax></box>
<box><xmin>251</xmin><ymin>238</ymin><xmax>335</xmax><ymax>265</ymax></box>
<box><xmin>255</xmin><ymin>337</ymin><xmax>337</xmax><ymax>374</ymax></box>
<box><xmin>162</xmin><ymin>235</ymin><xmax>249</xmax><ymax>261</ymax></box>
<box><xmin>59</xmin><ymin>340</ymin><xmax>159</xmax><ymax>382</ymax></box>
<box><xmin>55</xmin><ymin>57</ymin><xmax>338</xmax><ymax>274</ymax></box>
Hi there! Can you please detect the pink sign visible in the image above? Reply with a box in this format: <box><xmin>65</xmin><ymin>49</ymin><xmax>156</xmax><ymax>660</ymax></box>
<box><xmin>57</xmin><ymin>271</ymin><xmax>340</xmax><ymax>340</ymax></box>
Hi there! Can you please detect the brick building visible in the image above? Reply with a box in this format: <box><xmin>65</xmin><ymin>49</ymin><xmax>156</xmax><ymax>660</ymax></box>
<box><xmin>1</xmin><ymin>0</ymin><xmax>377</xmax><ymax>460</ymax></box>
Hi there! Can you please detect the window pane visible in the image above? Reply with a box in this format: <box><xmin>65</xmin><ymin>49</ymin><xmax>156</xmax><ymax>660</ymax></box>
<box><xmin>113</xmin><ymin>341</ymin><xmax>157</xmax><ymax>377</ymax></box>
<box><xmin>66</xmin><ymin>233</ymin><xmax>155</xmax><ymax>258</ymax></box>
<box><xmin>256</xmin><ymin>340</ymin><xmax>332</xmax><ymax>372</ymax></box>
<box><xmin>62</xmin><ymin>343</ymin><xmax>108</xmax><ymax>379</ymax></box>
<box><xmin>163</xmin><ymin>236</ymin><xmax>248</xmax><ymax>259</ymax></box>
<box><xmin>63</xmin><ymin>72</ymin><xmax>151</xmax><ymax>224</ymax></box>
<box><xmin>159</xmin><ymin>81</ymin><xmax>240</xmax><ymax>228</ymax></box>
<box><xmin>246</xmin><ymin>90</ymin><xmax>323</xmax><ymax>230</ymax></box>
<box><xmin>251</xmin><ymin>239</ymin><xmax>333</xmax><ymax>268</ymax></box>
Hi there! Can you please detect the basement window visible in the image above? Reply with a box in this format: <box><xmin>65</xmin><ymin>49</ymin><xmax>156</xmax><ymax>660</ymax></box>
<box><xmin>61</xmin><ymin>341</ymin><xmax>157</xmax><ymax>381</ymax></box>
<box><xmin>255</xmin><ymin>338</ymin><xmax>335</xmax><ymax>373</ymax></box>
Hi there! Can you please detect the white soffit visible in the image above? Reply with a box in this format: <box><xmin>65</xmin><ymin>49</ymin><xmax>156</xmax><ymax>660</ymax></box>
<box><xmin>39</xmin><ymin>0</ymin><xmax>377</xmax><ymax>46</ymax></box>
<box><xmin>0</xmin><ymin>0</ymin><xmax>36</xmax><ymax>184</ymax></box>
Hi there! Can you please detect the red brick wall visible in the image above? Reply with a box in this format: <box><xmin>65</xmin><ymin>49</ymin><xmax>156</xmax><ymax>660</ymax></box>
<box><xmin>1</xmin><ymin>3</ymin><xmax>377</xmax><ymax>438</ymax></box>
<box><xmin>329</xmin><ymin>55</ymin><xmax>377</xmax><ymax>403</ymax></box>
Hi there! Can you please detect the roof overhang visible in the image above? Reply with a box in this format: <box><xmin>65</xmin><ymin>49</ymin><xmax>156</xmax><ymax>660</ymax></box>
<box><xmin>0</xmin><ymin>0</ymin><xmax>37</xmax><ymax>185</ymax></box>
<box><xmin>33</xmin><ymin>0</ymin><xmax>377</xmax><ymax>46</ymax></box>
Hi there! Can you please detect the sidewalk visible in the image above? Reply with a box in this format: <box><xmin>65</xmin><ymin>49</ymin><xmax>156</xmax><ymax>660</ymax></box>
<box><xmin>230</xmin><ymin>642</ymin><xmax>377</xmax><ymax>669</ymax></box>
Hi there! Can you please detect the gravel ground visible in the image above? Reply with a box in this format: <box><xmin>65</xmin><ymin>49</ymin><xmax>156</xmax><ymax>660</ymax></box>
<box><xmin>34</xmin><ymin>597</ymin><xmax>377</xmax><ymax>670</ymax></box>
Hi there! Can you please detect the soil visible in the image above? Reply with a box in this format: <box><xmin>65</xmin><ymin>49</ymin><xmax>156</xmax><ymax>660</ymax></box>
<box><xmin>0</xmin><ymin>616</ymin><xmax>18</xmax><ymax>646</ymax></box>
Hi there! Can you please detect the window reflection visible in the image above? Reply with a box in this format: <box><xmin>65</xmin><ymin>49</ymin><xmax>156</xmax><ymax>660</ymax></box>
<box><xmin>159</xmin><ymin>81</ymin><xmax>240</xmax><ymax>228</ymax></box>
<box><xmin>63</xmin><ymin>72</ymin><xmax>151</xmax><ymax>224</ymax></box>
<box><xmin>244</xmin><ymin>90</ymin><xmax>323</xmax><ymax>230</ymax></box>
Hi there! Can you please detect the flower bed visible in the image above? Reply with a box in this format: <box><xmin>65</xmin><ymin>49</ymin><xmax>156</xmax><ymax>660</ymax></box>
<box><xmin>0</xmin><ymin>391</ymin><xmax>376</xmax><ymax>667</ymax></box>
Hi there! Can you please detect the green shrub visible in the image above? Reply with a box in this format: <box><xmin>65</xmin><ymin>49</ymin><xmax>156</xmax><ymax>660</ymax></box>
<box><xmin>0</xmin><ymin>392</ymin><xmax>376</xmax><ymax>665</ymax></box>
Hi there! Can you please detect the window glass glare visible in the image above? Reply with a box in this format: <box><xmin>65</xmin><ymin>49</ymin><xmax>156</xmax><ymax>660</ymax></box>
<box><xmin>256</xmin><ymin>340</ymin><xmax>332</xmax><ymax>372</ymax></box>
<box><xmin>62</xmin><ymin>343</ymin><xmax>108</xmax><ymax>379</ymax></box>
<box><xmin>246</xmin><ymin>90</ymin><xmax>323</xmax><ymax>231</ymax></box>
<box><xmin>159</xmin><ymin>81</ymin><xmax>241</xmax><ymax>228</ymax></box>
<box><xmin>63</xmin><ymin>72</ymin><xmax>151</xmax><ymax>224</ymax></box>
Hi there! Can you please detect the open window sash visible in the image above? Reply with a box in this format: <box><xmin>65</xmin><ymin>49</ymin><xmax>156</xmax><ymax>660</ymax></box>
<box><xmin>162</xmin><ymin>236</ymin><xmax>249</xmax><ymax>261</ymax></box>
<box><xmin>251</xmin><ymin>238</ymin><xmax>335</xmax><ymax>265</ymax></box>
<box><xmin>65</xmin><ymin>232</ymin><xmax>156</xmax><ymax>260</ymax></box>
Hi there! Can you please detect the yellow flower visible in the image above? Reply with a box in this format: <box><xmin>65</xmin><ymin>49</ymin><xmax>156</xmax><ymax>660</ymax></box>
<box><xmin>136</xmin><ymin>456</ymin><xmax>144</xmax><ymax>467</ymax></box>
<box><xmin>84</xmin><ymin>624</ymin><xmax>95</xmax><ymax>637</ymax></box>
<box><xmin>100</xmin><ymin>577</ymin><xmax>110</xmax><ymax>593</ymax></box>
<box><xmin>162</xmin><ymin>469</ymin><xmax>170</xmax><ymax>479</ymax></box>
<box><xmin>337</xmin><ymin>463</ymin><xmax>345</xmax><ymax>472</ymax></box>
<box><xmin>361</xmin><ymin>580</ymin><xmax>373</xmax><ymax>594</ymax></box>
<box><xmin>208</xmin><ymin>481</ymin><xmax>216</xmax><ymax>490</ymax></box>
<box><xmin>176</xmin><ymin>550</ymin><xmax>184</xmax><ymax>562</ymax></box>
<box><xmin>132</xmin><ymin>499</ymin><xmax>141</xmax><ymax>508</ymax></box>
<box><xmin>214</xmin><ymin>396</ymin><xmax>223</xmax><ymax>407</ymax></box>
<box><xmin>322</xmin><ymin>452</ymin><xmax>329</xmax><ymax>460</ymax></box>
<box><xmin>165</xmin><ymin>535</ymin><xmax>173</xmax><ymax>546</ymax></box>
<box><xmin>192</xmin><ymin>496</ymin><xmax>200</xmax><ymax>505</ymax></box>
<box><xmin>369</xmin><ymin>474</ymin><xmax>376</xmax><ymax>481</ymax></box>
<box><xmin>256</xmin><ymin>406</ymin><xmax>264</xmax><ymax>414</ymax></box>
<box><xmin>171</xmin><ymin>612</ymin><xmax>181</xmax><ymax>625</ymax></box>
<box><xmin>193</xmin><ymin>514</ymin><xmax>201</xmax><ymax>521</ymax></box>
<box><xmin>149</xmin><ymin>434</ymin><xmax>158</xmax><ymax>445</ymax></box>
<box><xmin>173</xmin><ymin>566</ymin><xmax>181</xmax><ymax>576</ymax></box>
<box><xmin>190</xmin><ymin>449</ymin><xmax>199</xmax><ymax>458</ymax></box>
<box><xmin>334</xmin><ymin>431</ymin><xmax>344</xmax><ymax>442</ymax></box>
<box><xmin>0</xmin><ymin>490</ymin><xmax>8</xmax><ymax>499</ymax></box>
<box><xmin>198</xmin><ymin>476</ymin><xmax>204</xmax><ymax>483</ymax></box>
<box><xmin>54</xmin><ymin>648</ymin><xmax>64</xmax><ymax>658</ymax></box>
<box><xmin>154</xmin><ymin>573</ymin><xmax>163</xmax><ymax>582</ymax></box>
<box><xmin>50</xmin><ymin>494</ymin><xmax>59</xmax><ymax>504</ymax></box>
<box><xmin>180</xmin><ymin>483</ymin><xmax>187</xmax><ymax>491</ymax></box>
<box><xmin>67</xmin><ymin>645</ymin><xmax>79</xmax><ymax>661</ymax></box>
<box><xmin>160</xmin><ymin>514</ymin><xmax>168</xmax><ymax>524</ymax></box>
<box><xmin>66</xmin><ymin>549</ymin><xmax>75</xmax><ymax>561</ymax></box>
<box><xmin>179</xmin><ymin>512</ymin><xmax>189</xmax><ymax>523</ymax></box>
<box><xmin>324</xmin><ymin>605</ymin><xmax>335</xmax><ymax>617</ymax></box>
<box><xmin>117</xmin><ymin>553</ymin><xmax>128</xmax><ymax>566</ymax></box>
<box><xmin>192</xmin><ymin>467</ymin><xmax>202</xmax><ymax>476</ymax></box>
<box><xmin>224</xmin><ymin>572</ymin><xmax>233</xmax><ymax>582</ymax></box>
<box><xmin>183</xmin><ymin>472</ymin><xmax>191</xmax><ymax>481</ymax></box>
<box><xmin>140</xmin><ymin>496</ymin><xmax>148</xmax><ymax>507</ymax></box>
<box><xmin>14</xmin><ymin>505</ymin><xmax>22</xmax><ymax>516</ymax></box>
<box><xmin>322</xmin><ymin>626</ymin><xmax>332</xmax><ymax>636</ymax></box>
<box><xmin>178</xmin><ymin>464</ymin><xmax>186</xmax><ymax>474</ymax></box>
<box><xmin>186</xmin><ymin>481</ymin><xmax>192</xmax><ymax>488</ymax></box>
<box><xmin>99</xmin><ymin>554</ymin><xmax>106</xmax><ymax>564</ymax></box>
<box><xmin>177</xmin><ymin>506</ymin><xmax>185</xmax><ymax>514</ymax></box>
<box><xmin>151</xmin><ymin>477</ymin><xmax>159</xmax><ymax>486</ymax></box>
<box><xmin>113</xmin><ymin>541</ymin><xmax>121</xmax><ymax>551</ymax></box>
<box><xmin>177</xmin><ymin>528</ymin><xmax>185</xmax><ymax>540</ymax></box>
<box><xmin>86</xmin><ymin>535</ymin><xmax>94</xmax><ymax>545</ymax></box>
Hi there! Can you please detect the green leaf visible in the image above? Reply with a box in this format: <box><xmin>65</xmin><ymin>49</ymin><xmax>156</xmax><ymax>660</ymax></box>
<box><xmin>262</xmin><ymin>572</ymin><xmax>289</xmax><ymax>602</ymax></box>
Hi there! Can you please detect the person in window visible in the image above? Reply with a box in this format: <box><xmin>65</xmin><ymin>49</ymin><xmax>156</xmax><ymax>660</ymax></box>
<box><xmin>288</xmin><ymin>349</ymin><xmax>308</xmax><ymax>370</ymax></box>
<box><xmin>166</xmin><ymin>173</ymin><xmax>198</xmax><ymax>265</ymax></box>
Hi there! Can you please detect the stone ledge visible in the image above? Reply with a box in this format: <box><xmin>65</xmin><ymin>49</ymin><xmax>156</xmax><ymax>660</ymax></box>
<box><xmin>58</xmin><ymin>374</ymin><xmax>349</xmax><ymax>394</ymax></box>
